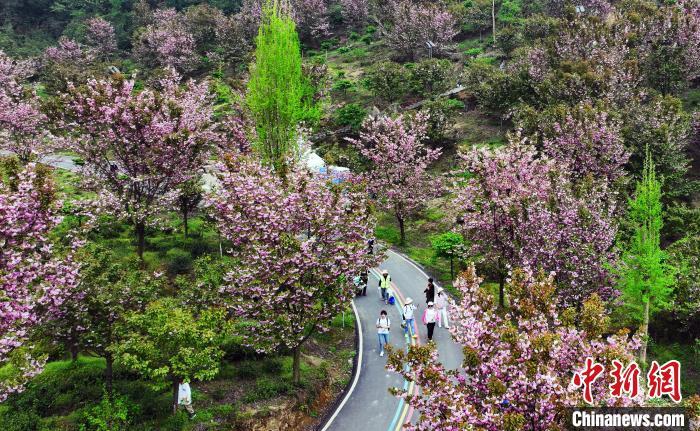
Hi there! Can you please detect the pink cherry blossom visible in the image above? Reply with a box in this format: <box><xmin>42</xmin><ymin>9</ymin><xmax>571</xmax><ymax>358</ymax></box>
<box><xmin>0</xmin><ymin>165</ymin><xmax>79</xmax><ymax>401</ymax></box>
<box><xmin>387</xmin><ymin>265</ymin><xmax>641</xmax><ymax>431</ymax></box>
<box><xmin>347</xmin><ymin>112</ymin><xmax>442</xmax><ymax>245</ymax></box>
<box><xmin>207</xmin><ymin>156</ymin><xmax>380</xmax><ymax>381</ymax></box>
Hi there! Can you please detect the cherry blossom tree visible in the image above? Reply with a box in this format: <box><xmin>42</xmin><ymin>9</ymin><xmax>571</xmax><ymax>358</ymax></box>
<box><xmin>133</xmin><ymin>8</ymin><xmax>197</xmax><ymax>73</ymax></box>
<box><xmin>347</xmin><ymin>113</ymin><xmax>442</xmax><ymax>245</ymax></box>
<box><xmin>84</xmin><ymin>17</ymin><xmax>117</xmax><ymax>59</ymax></box>
<box><xmin>183</xmin><ymin>4</ymin><xmax>249</xmax><ymax>67</ymax></box>
<box><xmin>527</xmin><ymin>103</ymin><xmax>629</xmax><ymax>185</ymax></box>
<box><xmin>237</xmin><ymin>0</ymin><xmax>329</xmax><ymax>44</ymax></box>
<box><xmin>387</xmin><ymin>265</ymin><xmax>641</xmax><ymax>431</ymax></box>
<box><xmin>633</xmin><ymin>0</ymin><xmax>700</xmax><ymax>94</ymax></box>
<box><xmin>0</xmin><ymin>164</ymin><xmax>79</xmax><ymax>402</ymax></box>
<box><xmin>0</xmin><ymin>51</ymin><xmax>51</xmax><ymax>164</ymax></box>
<box><xmin>453</xmin><ymin>135</ymin><xmax>618</xmax><ymax>308</ymax></box>
<box><xmin>0</xmin><ymin>100</ymin><xmax>52</xmax><ymax>164</ymax></box>
<box><xmin>207</xmin><ymin>156</ymin><xmax>378</xmax><ymax>383</ymax></box>
<box><xmin>292</xmin><ymin>0</ymin><xmax>330</xmax><ymax>42</ymax></box>
<box><xmin>381</xmin><ymin>0</ymin><xmax>458</xmax><ymax>60</ymax></box>
<box><xmin>44</xmin><ymin>37</ymin><xmax>93</xmax><ymax>65</ymax></box>
<box><xmin>60</xmin><ymin>71</ymin><xmax>218</xmax><ymax>259</ymax></box>
<box><xmin>340</xmin><ymin>0</ymin><xmax>369</xmax><ymax>28</ymax></box>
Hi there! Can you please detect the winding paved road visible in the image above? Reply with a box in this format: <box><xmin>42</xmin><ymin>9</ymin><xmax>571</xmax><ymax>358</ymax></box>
<box><xmin>1</xmin><ymin>151</ymin><xmax>465</xmax><ymax>429</ymax></box>
<box><xmin>323</xmin><ymin>250</ymin><xmax>463</xmax><ymax>431</ymax></box>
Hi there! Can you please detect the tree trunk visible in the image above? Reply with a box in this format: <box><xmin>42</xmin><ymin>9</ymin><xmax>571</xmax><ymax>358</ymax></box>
<box><xmin>640</xmin><ymin>299</ymin><xmax>650</xmax><ymax>364</ymax></box>
<box><xmin>69</xmin><ymin>327</ymin><xmax>78</xmax><ymax>361</ymax></box>
<box><xmin>183</xmin><ymin>210</ymin><xmax>189</xmax><ymax>238</ymax></box>
<box><xmin>492</xmin><ymin>0</ymin><xmax>497</xmax><ymax>46</ymax></box>
<box><xmin>398</xmin><ymin>216</ymin><xmax>406</xmax><ymax>246</ymax></box>
<box><xmin>292</xmin><ymin>346</ymin><xmax>301</xmax><ymax>385</ymax></box>
<box><xmin>136</xmin><ymin>222</ymin><xmax>146</xmax><ymax>260</ymax></box>
<box><xmin>498</xmin><ymin>272</ymin><xmax>505</xmax><ymax>309</ymax></box>
<box><xmin>172</xmin><ymin>377</ymin><xmax>179</xmax><ymax>415</ymax></box>
<box><xmin>105</xmin><ymin>353</ymin><xmax>114</xmax><ymax>399</ymax></box>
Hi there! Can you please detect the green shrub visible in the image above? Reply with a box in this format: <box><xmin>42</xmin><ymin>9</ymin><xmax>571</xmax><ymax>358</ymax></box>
<box><xmin>347</xmin><ymin>47</ymin><xmax>368</xmax><ymax>59</ymax></box>
<box><xmin>9</xmin><ymin>357</ymin><xmax>105</xmax><ymax>416</ymax></box>
<box><xmin>430</xmin><ymin>231</ymin><xmax>465</xmax><ymax>279</ymax></box>
<box><xmin>0</xmin><ymin>409</ymin><xmax>41</xmax><ymax>431</ymax></box>
<box><xmin>165</xmin><ymin>248</ymin><xmax>193</xmax><ymax>276</ymax></box>
<box><xmin>78</xmin><ymin>394</ymin><xmax>136</xmax><ymax>431</ymax></box>
<box><xmin>360</xmin><ymin>34</ymin><xmax>373</xmax><ymax>45</ymax></box>
<box><xmin>497</xmin><ymin>0</ymin><xmax>523</xmax><ymax>25</ymax></box>
<box><xmin>496</xmin><ymin>25</ymin><xmax>523</xmax><ymax>54</ymax></box>
<box><xmin>465</xmin><ymin>47</ymin><xmax>483</xmax><ymax>57</ymax></box>
<box><xmin>261</xmin><ymin>357</ymin><xmax>284</xmax><ymax>374</ymax></box>
<box><xmin>409</xmin><ymin>58</ymin><xmax>453</xmax><ymax>96</ymax></box>
<box><xmin>243</xmin><ymin>376</ymin><xmax>293</xmax><ymax>402</ymax></box>
<box><xmin>337</xmin><ymin>46</ymin><xmax>351</xmax><ymax>54</ymax></box>
<box><xmin>349</xmin><ymin>31</ymin><xmax>360</xmax><ymax>41</ymax></box>
<box><xmin>320</xmin><ymin>38</ymin><xmax>339</xmax><ymax>50</ymax></box>
<box><xmin>363</xmin><ymin>61</ymin><xmax>409</xmax><ymax>101</ymax></box>
<box><xmin>235</xmin><ymin>360</ymin><xmax>264</xmax><ymax>379</ymax></box>
<box><xmin>332</xmin><ymin>79</ymin><xmax>355</xmax><ymax>95</ymax></box>
<box><xmin>333</xmin><ymin>104</ymin><xmax>367</xmax><ymax>131</ymax></box>
<box><xmin>420</xmin><ymin>98</ymin><xmax>464</xmax><ymax>142</ymax></box>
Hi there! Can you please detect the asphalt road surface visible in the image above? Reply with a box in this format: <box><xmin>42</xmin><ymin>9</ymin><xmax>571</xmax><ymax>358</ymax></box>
<box><xmin>323</xmin><ymin>250</ymin><xmax>463</xmax><ymax>431</ymax></box>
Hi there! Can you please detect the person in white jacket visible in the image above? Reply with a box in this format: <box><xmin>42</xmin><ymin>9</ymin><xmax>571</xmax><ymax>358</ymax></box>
<box><xmin>435</xmin><ymin>287</ymin><xmax>450</xmax><ymax>329</ymax></box>
<box><xmin>422</xmin><ymin>302</ymin><xmax>440</xmax><ymax>341</ymax></box>
<box><xmin>178</xmin><ymin>381</ymin><xmax>196</xmax><ymax>419</ymax></box>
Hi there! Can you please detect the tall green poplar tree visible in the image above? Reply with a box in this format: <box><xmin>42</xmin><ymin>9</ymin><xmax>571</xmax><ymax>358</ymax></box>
<box><xmin>247</xmin><ymin>0</ymin><xmax>312</xmax><ymax>179</ymax></box>
<box><xmin>618</xmin><ymin>151</ymin><xmax>675</xmax><ymax>364</ymax></box>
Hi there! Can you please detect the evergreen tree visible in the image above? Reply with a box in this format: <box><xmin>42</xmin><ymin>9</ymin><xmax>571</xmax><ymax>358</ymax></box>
<box><xmin>618</xmin><ymin>151</ymin><xmax>675</xmax><ymax>364</ymax></box>
<box><xmin>246</xmin><ymin>0</ymin><xmax>314</xmax><ymax>179</ymax></box>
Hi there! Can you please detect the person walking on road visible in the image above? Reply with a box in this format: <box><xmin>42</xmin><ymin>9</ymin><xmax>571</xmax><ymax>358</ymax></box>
<box><xmin>177</xmin><ymin>380</ymin><xmax>196</xmax><ymax>419</ymax></box>
<box><xmin>422</xmin><ymin>302</ymin><xmax>439</xmax><ymax>341</ymax></box>
<box><xmin>378</xmin><ymin>270</ymin><xmax>391</xmax><ymax>304</ymax></box>
<box><xmin>402</xmin><ymin>297</ymin><xmax>418</xmax><ymax>339</ymax></box>
<box><xmin>424</xmin><ymin>278</ymin><xmax>435</xmax><ymax>304</ymax></box>
<box><xmin>360</xmin><ymin>270</ymin><xmax>368</xmax><ymax>296</ymax></box>
<box><xmin>435</xmin><ymin>287</ymin><xmax>449</xmax><ymax>329</ymax></box>
<box><xmin>376</xmin><ymin>310</ymin><xmax>391</xmax><ymax>357</ymax></box>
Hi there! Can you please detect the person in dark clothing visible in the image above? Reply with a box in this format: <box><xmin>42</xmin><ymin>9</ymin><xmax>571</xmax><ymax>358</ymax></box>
<box><xmin>360</xmin><ymin>270</ymin><xmax>368</xmax><ymax>296</ymax></box>
<box><xmin>424</xmin><ymin>278</ymin><xmax>435</xmax><ymax>304</ymax></box>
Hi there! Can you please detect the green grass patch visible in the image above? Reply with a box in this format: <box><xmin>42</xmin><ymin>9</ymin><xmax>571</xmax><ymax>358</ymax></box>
<box><xmin>375</xmin><ymin>224</ymin><xmax>401</xmax><ymax>246</ymax></box>
<box><xmin>648</xmin><ymin>341</ymin><xmax>700</xmax><ymax>397</ymax></box>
